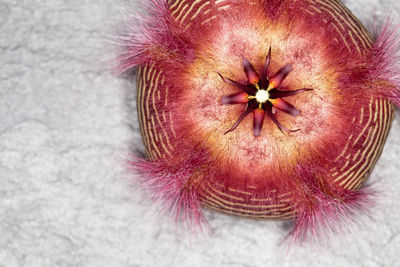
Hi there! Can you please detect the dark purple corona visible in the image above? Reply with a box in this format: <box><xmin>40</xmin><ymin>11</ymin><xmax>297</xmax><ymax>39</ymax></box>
<box><xmin>220</xmin><ymin>48</ymin><xmax>312</xmax><ymax>137</ymax></box>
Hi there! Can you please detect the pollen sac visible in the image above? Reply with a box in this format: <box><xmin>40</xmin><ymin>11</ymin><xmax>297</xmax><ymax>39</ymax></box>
<box><xmin>120</xmin><ymin>0</ymin><xmax>399</xmax><ymax>240</ymax></box>
<box><xmin>255</xmin><ymin>90</ymin><xmax>269</xmax><ymax>103</ymax></box>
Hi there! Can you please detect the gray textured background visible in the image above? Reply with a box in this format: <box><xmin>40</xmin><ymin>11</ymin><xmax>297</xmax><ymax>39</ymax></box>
<box><xmin>1</xmin><ymin>1</ymin><xmax>400</xmax><ymax>266</ymax></box>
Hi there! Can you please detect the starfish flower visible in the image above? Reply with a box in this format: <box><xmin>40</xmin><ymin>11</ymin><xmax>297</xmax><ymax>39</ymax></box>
<box><xmin>117</xmin><ymin>0</ymin><xmax>400</xmax><ymax>242</ymax></box>
<box><xmin>220</xmin><ymin>48</ymin><xmax>312</xmax><ymax>137</ymax></box>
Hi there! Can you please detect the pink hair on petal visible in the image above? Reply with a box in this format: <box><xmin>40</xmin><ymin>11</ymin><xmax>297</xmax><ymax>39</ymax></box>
<box><xmin>126</xmin><ymin>154</ymin><xmax>208</xmax><ymax>232</ymax></box>
<box><xmin>286</xmin><ymin>164</ymin><xmax>376</xmax><ymax>245</ymax></box>
<box><xmin>289</xmin><ymin>188</ymin><xmax>374</xmax><ymax>245</ymax></box>
<box><xmin>114</xmin><ymin>0</ymin><xmax>194</xmax><ymax>74</ymax></box>
<box><xmin>113</xmin><ymin>0</ymin><xmax>169</xmax><ymax>72</ymax></box>
<box><xmin>120</xmin><ymin>0</ymin><xmax>204</xmax><ymax>232</ymax></box>
<box><xmin>370</xmin><ymin>19</ymin><xmax>400</xmax><ymax>107</ymax></box>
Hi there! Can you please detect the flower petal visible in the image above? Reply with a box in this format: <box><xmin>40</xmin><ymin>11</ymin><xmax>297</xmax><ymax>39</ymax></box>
<box><xmin>270</xmin><ymin>98</ymin><xmax>301</xmax><ymax>116</ymax></box>
<box><xmin>259</xmin><ymin>47</ymin><xmax>271</xmax><ymax>89</ymax></box>
<box><xmin>218</xmin><ymin>73</ymin><xmax>257</xmax><ymax>95</ymax></box>
<box><xmin>269</xmin><ymin>88</ymin><xmax>313</xmax><ymax>99</ymax></box>
<box><xmin>268</xmin><ymin>64</ymin><xmax>292</xmax><ymax>89</ymax></box>
<box><xmin>253</xmin><ymin>108</ymin><xmax>265</xmax><ymax>137</ymax></box>
<box><xmin>221</xmin><ymin>92</ymin><xmax>249</xmax><ymax>105</ymax></box>
<box><xmin>265</xmin><ymin>103</ymin><xmax>299</xmax><ymax>133</ymax></box>
<box><xmin>224</xmin><ymin>100</ymin><xmax>258</xmax><ymax>135</ymax></box>
<box><xmin>242</xmin><ymin>58</ymin><xmax>260</xmax><ymax>85</ymax></box>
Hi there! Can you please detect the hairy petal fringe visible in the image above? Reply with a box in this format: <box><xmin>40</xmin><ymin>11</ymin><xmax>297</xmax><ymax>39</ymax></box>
<box><xmin>285</xmin><ymin>164</ymin><xmax>376</xmax><ymax>245</ymax></box>
<box><xmin>113</xmin><ymin>0</ymin><xmax>170</xmax><ymax>72</ymax></box>
<box><xmin>289</xmin><ymin>188</ymin><xmax>374</xmax><ymax>245</ymax></box>
<box><xmin>126</xmin><ymin>155</ymin><xmax>208</xmax><ymax>232</ymax></box>
<box><xmin>370</xmin><ymin>19</ymin><xmax>400</xmax><ymax>106</ymax></box>
<box><xmin>114</xmin><ymin>0</ymin><xmax>194</xmax><ymax>74</ymax></box>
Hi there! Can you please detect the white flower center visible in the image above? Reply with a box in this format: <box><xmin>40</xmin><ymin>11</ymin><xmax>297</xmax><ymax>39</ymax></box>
<box><xmin>255</xmin><ymin>90</ymin><xmax>269</xmax><ymax>103</ymax></box>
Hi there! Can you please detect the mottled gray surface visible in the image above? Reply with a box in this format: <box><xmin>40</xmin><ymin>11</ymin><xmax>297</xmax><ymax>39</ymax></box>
<box><xmin>1</xmin><ymin>1</ymin><xmax>400</xmax><ymax>266</ymax></box>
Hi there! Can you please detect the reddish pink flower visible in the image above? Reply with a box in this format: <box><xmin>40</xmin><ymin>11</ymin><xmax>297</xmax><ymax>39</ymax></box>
<box><xmin>117</xmin><ymin>0</ymin><xmax>400</xmax><ymax>241</ymax></box>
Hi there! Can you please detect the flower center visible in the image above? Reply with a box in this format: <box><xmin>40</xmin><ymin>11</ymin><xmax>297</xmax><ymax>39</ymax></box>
<box><xmin>219</xmin><ymin>48</ymin><xmax>312</xmax><ymax>137</ymax></box>
<box><xmin>255</xmin><ymin>89</ymin><xmax>269</xmax><ymax>103</ymax></box>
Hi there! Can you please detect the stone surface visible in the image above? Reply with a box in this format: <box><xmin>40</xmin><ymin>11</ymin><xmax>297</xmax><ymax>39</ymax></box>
<box><xmin>0</xmin><ymin>1</ymin><xmax>399</xmax><ymax>266</ymax></box>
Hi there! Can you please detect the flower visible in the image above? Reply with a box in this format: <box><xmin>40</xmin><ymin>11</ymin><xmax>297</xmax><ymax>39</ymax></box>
<box><xmin>117</xmin><ymin>0</ymin><xmax>400</xmax><ymax>241</ymax></box>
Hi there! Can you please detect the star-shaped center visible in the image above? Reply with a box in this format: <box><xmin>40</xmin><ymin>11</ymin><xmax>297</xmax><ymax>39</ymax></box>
<box><xmin>219</xmin><ymin>47</ymin><xmax>312</xmax><ymax>137</ymax></box>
